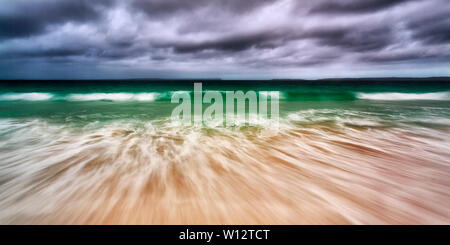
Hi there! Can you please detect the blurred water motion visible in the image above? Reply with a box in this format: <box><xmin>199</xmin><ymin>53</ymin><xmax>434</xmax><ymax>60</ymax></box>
<box><xmin>0</xmin><ymin>116</ymin><xmax>449</xmax><ymax>224</ymax></box>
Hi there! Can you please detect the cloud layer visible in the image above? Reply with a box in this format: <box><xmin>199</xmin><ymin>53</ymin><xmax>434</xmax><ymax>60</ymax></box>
<box><xmin>0</xmin><ymin>0</ymin><xmax>449</xmax><ymax>79</ymax></box>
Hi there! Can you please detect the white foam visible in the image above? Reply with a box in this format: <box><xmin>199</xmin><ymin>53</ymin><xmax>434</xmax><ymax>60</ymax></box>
<box><xmin>0</xmin><ymin>93</ymin><xmax>54</xmax><ymax>101</ymax></box>
<box><xmin>357</xmin><ymin>92</ymin><xmax>450</xmax><ymax>101</ymax></box>
<box><xmin>66</xmin><ymin>92</ymin><xmax>159</xmax><ymax>101</ymax></box>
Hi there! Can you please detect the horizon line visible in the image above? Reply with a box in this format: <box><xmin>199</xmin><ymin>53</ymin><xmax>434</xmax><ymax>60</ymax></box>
<box><xmin>1</xmin><ymin>76</ymin><xmax>450</xmax><ymax>81</ymax></box>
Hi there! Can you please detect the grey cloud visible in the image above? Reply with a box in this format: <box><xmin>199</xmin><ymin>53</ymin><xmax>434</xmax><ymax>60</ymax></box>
<box><xmin>0</xmin><ymin>0</ymin><xmax>112</xmax><ymax>40</ymax></box>
<box><xmin>360</xmin><ymin>51</ymin><xmax>449</xmax><ymax>63</ymax></box>
<box><xmin>309</xmin><ymin>0</ymin><xmax>418</xmax><ymax>14</ymax></box>
<box><xmin>0</xmin><ymin>0</ymin><xmax>449</xmax><ymax>79</ymax></box>
<box><xmin>131</xmin><ymin>0</ymin><xmax>278</xmax><ymax>18</ymax></box>
<box><xmin>10</xmin><ymin>48</ymin><xmax>86</xmax><ymax>58</ymax></box>
<box><xmin>172</xmin><ymin>30</ymin><xmax>287</xmax><ymax>53</ymax></box>
<box><xmin>1</xmin><ymin>41</ymin><xmax>149</xmax><ymax>61</ymax></box>
<box><xmin>407</xmin><ymin>10</ymin><xmax>450</xmax><ymax>44</ymax></box>
<box><xmin>303</xmin><ymin>25</ymin><xmax>394</xmax><ymax>52</ymax></box>
<box><xmin>170</xmin><ymin>23</ymin><xmax>393</xmax><ymax>55</ymax></box>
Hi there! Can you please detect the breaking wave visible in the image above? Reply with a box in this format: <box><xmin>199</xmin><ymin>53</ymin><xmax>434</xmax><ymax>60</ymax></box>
<box><xmin>3</xmin><ymin>91</ymin><xmax>450</xmax><ymax>103</ymax></box>
<box><xmin>0</xmin><ymin>92</ymin><xmax>161</xmax><ymax>102</ymax></box>
<box><xmin>66</xmin><ymin>93</ymin><xmax>160</xmax><ymax>101</ymax></box>
<box><xmin>356</xmin><ymin>92</ymin><xmax>450</xmax><ymax>101</ymax></box>
<box><xmin>0</xmin><ymin>92</ymin><xmax>54</xmax><ymax>101</ymax></box>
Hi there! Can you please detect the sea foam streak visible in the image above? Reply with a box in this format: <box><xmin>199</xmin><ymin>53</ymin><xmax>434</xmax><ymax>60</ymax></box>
<box><xmin>0</xmin><ymin>92</ymin><xmax>54</xmax><ymax>101</ymax></box>
<box><xmin>0</xmin><ymin>92</ymin><xmax>160</xmax><ymax>101</ymax></box>
<box><xmin>67</xmin><ymin>93</ymin><xmax>160</xmax><ymax>101</ymax></box>
<box><xmin>357</xmin><ymin>92</ymin><xmax>450</xmax><ymax>101</ymax></box>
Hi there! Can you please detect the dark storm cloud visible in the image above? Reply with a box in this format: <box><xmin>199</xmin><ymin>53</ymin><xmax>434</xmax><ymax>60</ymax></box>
<box><xmin>5</xmin><ymin>47</ymin><xmax>86</xmax><ymax>58</ymax></box>
<box><xmin>1</xmin><ymin>46</ymin><xmax>129</xmax><ymax>59</ymax></box>
<box><xmin>131</xmin><ymin>0</ymin><xmax>278</xmax><ymax>18</ymax></box>
<box><xmin>170</xmin><ymin>22</ymin><xmax>393</xmax><ymax>55</ymax></box>
<box><xmin>360</xmin><ymin>50</ymin><xmax>450</xmax><ymax>63</ymax></box>
<box><xmin>407</xmin><ymin>10</ymin><xmax>450</xmax><ymax>44</ymax></box>
<box><xmin>171</xmin><ymin>23</ymin><xmax>394</xmax><ymax>55</ymax></box>
<box><xmin>309</xmin><ymin>0</ymin><xmax>417</xmax><ymax>14</ymax></box>
<box><xmin>0</xmin><ymin>0</ymin><xmax>449</xmax><ymax>79</ymax></box>
<box><xmin>130</xmin><ymin>0</ymin><xmax>205</xmax><ymax>18</ymax></box>
<box><xmin>172</xmin><ymin>30</ymin><xmax>287</xmax><ymax>53</ymax></box>
<box><xmin>302</xmin><ymin>25</ymin><xmax>394</xmax><ymax>52</ymax></box>
<box><xmin>0</xmin><ymin>0</ymin><xmax>112</xmax><ymax>39</ymax></box>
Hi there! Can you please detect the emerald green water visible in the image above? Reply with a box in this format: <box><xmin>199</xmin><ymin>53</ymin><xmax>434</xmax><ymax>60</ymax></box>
<box><xmin>0</xmin><ymin>80</ymin><xmax>449</xmax><ymax>127</ymax></box>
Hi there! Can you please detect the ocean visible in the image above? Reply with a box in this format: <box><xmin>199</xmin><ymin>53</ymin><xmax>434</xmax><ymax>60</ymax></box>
<box><xmin>0</xmin><ymin>79</ymin><xmax>449</xmax><ymax>224</ymax></box>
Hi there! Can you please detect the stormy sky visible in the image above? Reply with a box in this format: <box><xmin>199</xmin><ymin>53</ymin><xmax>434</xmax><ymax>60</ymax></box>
<box><xmin>0</xmin><ymin>0</ymin><xmax>449</xmax><ymax>79</ymax></box>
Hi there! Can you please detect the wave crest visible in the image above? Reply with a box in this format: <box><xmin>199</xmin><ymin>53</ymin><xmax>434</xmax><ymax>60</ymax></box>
<box><xmin>0</xmin><ymin>92</ymin><xmax>161</xmax><ymax>102</ymax></box>
<box><xmin>356</xmin><ymin>92</ymin><xmax>450</xmax><ymax>101</ymax></box>
<box><xmin>0</xmin><ymin>92</ymin><xmax>54</xmax><ymax>101</ymax></box>
<box><xmin>67</xmin><ymin>92</ymin><xmax>159</xmax><ymax>101</ymax></box>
